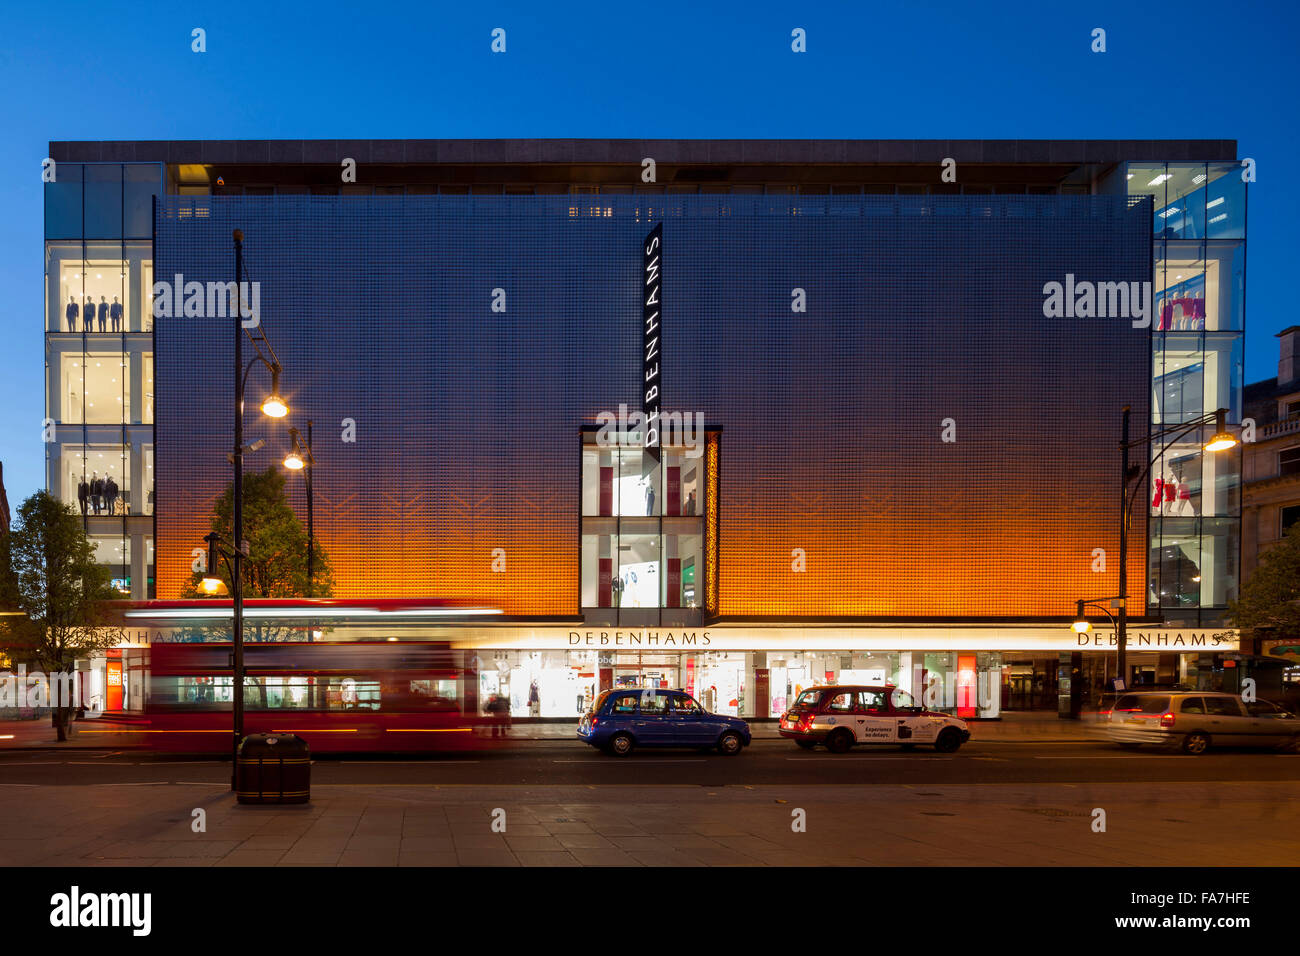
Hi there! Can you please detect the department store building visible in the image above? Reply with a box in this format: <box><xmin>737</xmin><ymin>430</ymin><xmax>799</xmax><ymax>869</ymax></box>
<box><xmin>43</xmin><ymin>138</ymin><xmax>1247</xmax><ymax>716</ymax></box>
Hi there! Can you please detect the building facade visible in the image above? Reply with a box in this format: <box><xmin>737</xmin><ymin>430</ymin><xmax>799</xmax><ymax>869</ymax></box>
<box><xmin>43</xmin><ymin>140</ymin><xmax>1248</xmax><ymax>716</ymax></box>
<box><xmin>1242</xmin><ymin>326</ymin><xmax>1300</xmax><ymax>580</ymax></box>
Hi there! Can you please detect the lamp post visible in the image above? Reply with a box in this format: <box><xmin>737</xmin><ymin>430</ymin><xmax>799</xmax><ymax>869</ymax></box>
<box><xmin>284</xmin><ymin>421</ymin><xmax>315</xmax><ymax>597</ymax></box>
<box><xmin>204</xmin><ymin>229</ymin><xmax>290</xmax><ymax>789</ymax></box>
<box><xmin>1112</xmin><ymin>405</ymin><xmax>1239</xmax><ymax>688</ymax></box>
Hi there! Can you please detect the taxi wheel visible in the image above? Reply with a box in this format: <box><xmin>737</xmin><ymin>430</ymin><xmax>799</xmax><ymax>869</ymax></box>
<box><xmin>605</xmin><ymin>733</ymin><xmax>634</xmax><ymax>757</ymax></box>
<box><xmin>934</xmin><ymin>728</ymin><xmax>963</xmax><ymax>753</ymax></box>
<box><xmin>717</xmin><ymin>732</ymin><xmax>743</xmax><ymax>756</ymax></box>
<box><xmin>1181</xmin><ymin>732</ymin><xmax>1211</xmax><ymax>755</ymax></box>
<box><xmin>826</xmin><ymin>729</ymin><xmax>854</xmax><ymax>754</ymax></box>
<box><xmin>794</xmin><ymin>739</ymin><xmax>817</xmax><ymax>750</ymax></box>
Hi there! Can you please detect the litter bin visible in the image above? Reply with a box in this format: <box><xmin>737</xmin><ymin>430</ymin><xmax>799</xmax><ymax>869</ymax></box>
<box><xmin>236</xmin><ymin>732</ymin><xmax>310</xmax><ymax>804</ymax></box>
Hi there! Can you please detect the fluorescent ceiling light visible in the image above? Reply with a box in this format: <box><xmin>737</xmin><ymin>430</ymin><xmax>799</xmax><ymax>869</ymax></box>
<box><xmin>1206</xmin><ymin>197</ymin><xmax>1225</xmax><ymax>209</ymax></box>
<box><xmin>1147</xmin><ymin>174</ymin><xmax>1171</xmax><ymax>186</ymax></box>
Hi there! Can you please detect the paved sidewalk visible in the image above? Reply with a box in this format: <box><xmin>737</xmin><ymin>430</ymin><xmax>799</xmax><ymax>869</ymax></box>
<box><xmin>0</xmin><ymin>711</ymin><xmax>1108</xmax><ymax>750</ymax></box>
<box><xmin>0</xmin><ymin>780</ymin><xmax>1293</xmax><ymax>866</ymax></box>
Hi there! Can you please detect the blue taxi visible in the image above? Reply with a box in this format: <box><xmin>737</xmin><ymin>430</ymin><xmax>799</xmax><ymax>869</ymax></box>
<box><xmin>577</xmin><ymin>688</ymin><xmax>751</xmax><ymax>756</ymax></box>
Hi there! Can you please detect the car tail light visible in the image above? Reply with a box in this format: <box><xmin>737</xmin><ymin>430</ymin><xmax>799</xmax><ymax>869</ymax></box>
<box><xmin>1160</xmin><ymin>712</ymin><xmax>1176</xmax><ymax>728</ymax></box>
<box><xmin>590</xmin><ymin>717</ymin><xmax>598</xmax><ymax>728</ymax></box>
<box><xmin>798</xmin><ymin>714</ymin><xmax>814</xmax><ymax>731</ymax></box>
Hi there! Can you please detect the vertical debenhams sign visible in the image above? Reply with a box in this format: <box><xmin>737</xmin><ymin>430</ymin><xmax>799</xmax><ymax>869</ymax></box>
<box><xmin>643</xmin><ymin>224</ymin><xmax>663</xmax><ymax>462</ymax></box>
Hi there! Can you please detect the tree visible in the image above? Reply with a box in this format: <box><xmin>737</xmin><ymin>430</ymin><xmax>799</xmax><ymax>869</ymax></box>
<box><xmin>1228</xmin><ymin>521</ymin><xmax>1300</xmax><ymax>642</ymax></box>
<box><xmin>0</xmin><ymin>492</ymin><xmax>121</xmax><ymax>739</ymax></box>
<box><xmin>183</xmin><ymin>467</ymin><xmax>334</xmax><ymax>604</ymax></box>
<box><xmin>181</xmin><ymin>468</ymin><xmax>334</xmax><ymax>705</ymax></box>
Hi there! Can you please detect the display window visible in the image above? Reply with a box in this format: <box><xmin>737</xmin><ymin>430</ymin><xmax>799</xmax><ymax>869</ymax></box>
<box><xmin>87</xmin><ymin>535</ymin><xmax>130</xmax><ymax>592</ymax></box>
<box><xmin>1154</xmin><ymin>241</ymin><xmax>1244</xmax><ymax>334</ymax></box>
<box><xmin>60</xmin><ymin>353</ymin><xmax>129</xmax><ymax>424</ymax></box>
<box><xmin>61</xmin><ymin>444</ymin><xmax>132</xmax><ymax>516</ymax></box>
<box><xmin>58</xmin><ymin>260</ymin><xmax>129</xmax><ymax>334</ymax></box>
<box><xmin>478</xmin><ymin>650</ymin><xmax>600</xmax><ymax>718</ymax></box>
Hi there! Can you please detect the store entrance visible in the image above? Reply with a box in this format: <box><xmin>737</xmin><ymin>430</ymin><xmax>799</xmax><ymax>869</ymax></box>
<box><xmin>612</xmin><ymin>651</ymin><xmax>681</xmax><ymax>693</ymax></box>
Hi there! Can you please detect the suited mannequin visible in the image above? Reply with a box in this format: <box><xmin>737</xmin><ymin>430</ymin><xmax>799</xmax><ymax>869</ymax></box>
<box><xmin>84</xmin><ymin>297</ymin><xmax>96</xmax><ymax>333</ymax></box>
<box><xmin>76</xmin><ymin>476</ymin><xmax>89</xmax><ymax>515</ymax></box>
<box><xmin>98</xmin><ymin>296</ymin><xmax>109</xmax><ymax>332</ymax></box>
<box><xmin>104</xmin><ymin>475</ymin><xmax>119</xmax><ymax>516</ymax></box>
<box><xmin>65</xmin><ymin>296</ymin><xmax>79</xmax><ymax>332</ymax></box>
<box><xmin>90</xmin><ymin>472</ymin><xmax>102</xmax><ymax>515</ymax></box>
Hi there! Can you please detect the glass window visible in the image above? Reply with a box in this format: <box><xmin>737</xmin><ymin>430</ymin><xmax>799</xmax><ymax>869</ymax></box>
<box><xmin>615</xmin><ymin>533</ymin><xmax>661</xmax><ymax>608</ymax></box>
<box><xmin>1114</xmin><ymin>694</ymin><xmax>1169</xmax><ymax>714</ymax></box>
<box><xmin>639</xmin><ymin>690</ymin><xmax>670</xmax><ymax>714</ymax></box>
<box><xmin>45</xmin><ymin>164</ymin><xmax>84</xmax><ymax>240</ymax></box>
<box><xmin>123</xmin><ymin>164</ymin><xmax>163</xmax><ymax>239</ymax></box>
<box><xmin>1205</xmin><ymin>696</ymin><xmax>1243</xmax><ymax>717</ymax></box>
<box><xmin>60</xmin><ymin>443</ymin><xmax>131</xmax><ymax>516</ymax></box>
<box><xmin>858</xmin><ymin>690</ymin><xmax>888</xmax><ymax>713</ymax></box>
<box><xmin>1282</xmin><ymin>505</ymin><xmax>1300</xmax><ymax>534</ymax></box>
<box><xmin>60</xmin><ymin>353</ymin><xmax>128</xmax><ymax>424</ymax></box>
<box><xmin>58</xmin><ymin>259</ymin><xmax>129</xmax><ymax>334</ymax></box>
<box><xmin>826</xmin><ymin>691</ymin><xmax>855</xmax><ymax>712</ymax></box>
<box><xmin>1180</xmin><ymin>697</ymin><xmax>1205</xmax><ymax>714</ymax></box>
<box><xmin>1149</xmin><ymin>520</ymin><xmax>1202</xmax><ymax>608</ymax></box>
<box><xmin>1246</xmin><ymin>700</ymin><xmax>1283</xmax><ymax>717</ymax></box>
<box><xmin>890</xmin><ymin>689</ymin><xmax>918</xmax><ymax>711</ymax></box>
<box><xmin>669</xmin><ymin>694</ymin><xmax>701</xmax><ymax>714</ymax></box>
<box><xmin>609</xmin><ymin>693</ymin><xmax>639</xmax><ymax>714</ymax></box>
<box><xmin>1156</xmin><ymin>163</ymin><xmax>1207</xmax><ymax>240</ymax></box>
<box><xmin>1126</xmin><ymin>164</ymin><xmax>1168</xmax><ymax>234</ymax></box>
<box><xmin>1280</xmin><ymin>448</ymin><xmax>1300</xmax><ymax>477</ymax></box>
<box><xmin>1205</xmin><ymin>163</ymin><xmax>1246</xmax><ymax>239</ymax></box>
<box><xmin>83</xmin><ymin>164</ymin><xmax>123</xmax><ymax>240</ymax></box>
<box><xmin>1199</xmin><ymin>517</ymin><xmax>1239</xmax><ymax>606</ymax></box>
<box><xmin>142</xmin><ymin>353</ymin><xmax>154</xmax><ymax>423</ymax></box>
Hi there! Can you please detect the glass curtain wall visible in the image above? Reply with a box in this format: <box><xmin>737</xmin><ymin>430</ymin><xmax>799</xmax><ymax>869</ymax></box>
<box><xmin>580</xmin><ymin>431</ymin><xmax>710</xmax><ymax>623</ymax></box>
<box><xmin>1129</xmin><ymin>162</ymin><xmax>1245</xmax><ymax>621</ymax></box>
<box><xmin>45</xmin><ymin>162</ymin><xmax>162</xmax><ymax>598</ymax></box>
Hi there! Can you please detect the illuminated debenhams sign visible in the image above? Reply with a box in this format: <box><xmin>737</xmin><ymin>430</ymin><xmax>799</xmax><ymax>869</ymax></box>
<box><xmin>569</xmin><ymin>630</ymin><xmax>712</xmax><ymax>647</ymax></box>
<box><xmin>1075</xmin><ymin>630</ymin><xmax>1235</xmax><ymax>649</ymax></box>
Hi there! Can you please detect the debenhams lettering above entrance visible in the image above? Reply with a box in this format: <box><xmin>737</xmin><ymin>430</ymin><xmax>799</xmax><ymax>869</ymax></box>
<box><xmin>446</xmin><ymin>627</ymin><xmax>1239</xmax><ymax>653</ymax></box>
<box><xmin>1075</xmin><ymin>630</ymin><xmax>1236</xmax><ymax>649</ymax></box>
<box><xmin>570</xmin><ymin>631</ymin><xmax>712</xmax><ymax>647</ymax></box>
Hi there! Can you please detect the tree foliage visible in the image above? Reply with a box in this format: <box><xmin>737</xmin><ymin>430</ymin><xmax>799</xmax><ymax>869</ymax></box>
<box><xmin>1228</xmin><ymin>521</ymin><xmax>1300</xmax><ymax>640</ymax></box>
<box><xmin>0</xmin><ymin>492</ymin><xmax>122</xmax><ymax>738</ymax></box>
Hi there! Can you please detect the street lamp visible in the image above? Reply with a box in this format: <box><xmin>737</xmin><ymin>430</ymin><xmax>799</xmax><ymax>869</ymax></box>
<box><xmin>1113</xmin><ymin>405</ymin><xmax>1239</xmax><ymax>687</ymax></box>
<box><xmin>283</xmin><ymin>422</ymin><xmax>316</xmax><ymax>598</ymax></box>
<box><xmin>226</xmin><ymin>229</ymin><xmax>292</xmax><ymax>790</ymax></box>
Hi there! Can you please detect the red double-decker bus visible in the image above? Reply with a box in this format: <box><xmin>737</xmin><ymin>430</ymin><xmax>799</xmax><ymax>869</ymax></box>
<box><xmin>110</xmin><ymin>598</ymin><xmax>498</xmax><ymax>753</ymax></box>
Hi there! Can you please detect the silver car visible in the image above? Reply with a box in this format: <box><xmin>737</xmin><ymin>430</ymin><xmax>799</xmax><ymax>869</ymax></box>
<box><xmin>1106</xmin><ymin>691</ymin><xmax>1300</xmax><ymax>754</ymax></box>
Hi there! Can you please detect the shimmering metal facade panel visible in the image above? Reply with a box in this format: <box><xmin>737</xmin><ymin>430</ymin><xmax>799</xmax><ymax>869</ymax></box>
<box><xmin>155</xmin><ymin>195</ymin><xmax>1150</xmax><ymax>616</ymax></box>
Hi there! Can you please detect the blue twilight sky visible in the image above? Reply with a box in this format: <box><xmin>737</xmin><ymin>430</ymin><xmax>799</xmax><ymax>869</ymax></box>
<box><xmin>0</xmin><ymin>0</ymin><xmax>1296</xmax><ymax>504</ymax></box>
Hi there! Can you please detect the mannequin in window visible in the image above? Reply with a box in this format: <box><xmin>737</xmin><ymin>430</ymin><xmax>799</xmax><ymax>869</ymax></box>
<box><xmin>84</xmin><ymin>297</ymin><xmax>96</xmax><ymax>333</ymax></box>
<box><xmin>65</xmin><ymin>296</ymin><xmax>79</xmax><ymax>332</ymax></box>
<box><xmin>76</xmin><ymin>477</ymin><xmax>88</xmax><ymax>516</ymax></box>
<box><xmin>645</xmin><ymin>481</ymin><xmax>655</xmax><ymax>516</ymax></box>
<box><xmin>104</xmin><ymin>475</ymin><xmax>119</xmax><ymax>516</ymax></box>
<box><xmin>98</xmin><ymin>296</ymin><xmax>109</xmax><ymax>332</ymax></box>
<box><xmin>110</xmin><ymin>296</ymin><xmax>123</xmax><ymax>332</ymax></box>
<box><xmin>1173</xmin><ymin>463</ymin><xmax>1196</xmax><ymax>517</ymax></box>
<box><xmin>90</xmin><ymin>472</ymin><xmax>102</xmax><ymax>515</ymax></box>
<box><xmin>684</xmin><ymin>489</ymin><xmax>697</xmax><ymax>515</ymax></box>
